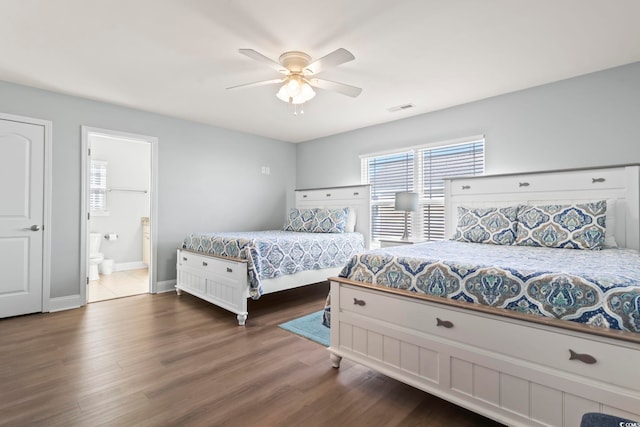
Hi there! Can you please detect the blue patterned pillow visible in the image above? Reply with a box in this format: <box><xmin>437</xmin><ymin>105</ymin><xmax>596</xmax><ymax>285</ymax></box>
<box><xmin>283</xmin><ymin>208</ymin><xmax>316</xmax><ymax>232</ymax></box>
<box><xmin>452</xmin><ymin>206</ymin><xmax>518</xmax><ymax>245</ymax></box>
<box><xmin>515</xmin><ymin>201</ymin><xmax>606</xmax><ymax>250</ymax></box>
<box><xmin>310</xmin><ymin>207</ymin><xmax>349</xmax><ymax>233</ymax></box>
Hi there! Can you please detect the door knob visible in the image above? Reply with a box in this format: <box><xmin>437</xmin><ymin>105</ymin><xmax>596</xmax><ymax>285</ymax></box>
<box><xmin>24</xmin><ymin>225</ymin><xmax>41</xmax><ymax>231</ymax></box>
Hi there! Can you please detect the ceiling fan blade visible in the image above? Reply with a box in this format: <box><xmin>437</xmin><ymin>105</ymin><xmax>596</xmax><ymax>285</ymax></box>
<box><xmin>226</xmin><ymin>78</ymin><xmax>284</xmax><ymax>90</ymax></box>
<box><xmin>238</xmin><ymin>49</ymin><xmax>287</xmax><ymax>73</ymax></box>
<box><xmin>304</xmin><ymin>48</ymin><xmax>355</xmax><ymax>75</ymax></box>
<box><xmin>308</xmin><ymin>78</ymin><xmax>362</xmax><ymax>98</ymax></box>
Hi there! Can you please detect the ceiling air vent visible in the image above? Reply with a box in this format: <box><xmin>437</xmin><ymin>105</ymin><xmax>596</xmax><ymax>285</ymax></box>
<box><xmin>387</xmin><ymin>103</ymin><xmax>415</xmax><ymax>113</ymax></box>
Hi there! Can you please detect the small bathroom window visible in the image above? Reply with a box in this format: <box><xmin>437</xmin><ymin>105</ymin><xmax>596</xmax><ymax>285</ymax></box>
<box><xmin>90</xmin><ymin>160</ymin><xmax>109</xmax><ymax>216</ymax></box>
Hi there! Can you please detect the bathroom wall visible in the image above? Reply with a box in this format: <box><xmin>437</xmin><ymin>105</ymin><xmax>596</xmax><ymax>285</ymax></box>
<box><xmin>90</xmin><ymin>135</ymin><xmax>151</xmax><ymax>269</ymax></box>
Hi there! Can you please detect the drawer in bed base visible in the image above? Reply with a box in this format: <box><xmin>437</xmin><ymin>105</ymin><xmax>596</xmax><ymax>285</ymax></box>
<box><xmin>330</xmin><ymin>281</ymin><xmax>640</xmax><ymax>427</ymax></box>
<box><xmin>338</xmin><ymin>284</ymin><xmax>640</xmax><ymax>392</ymax></box>
<box><xmin>176</xmin><ymin>250</ymin><xmax>249</xmax><ymax>316</ymax></box>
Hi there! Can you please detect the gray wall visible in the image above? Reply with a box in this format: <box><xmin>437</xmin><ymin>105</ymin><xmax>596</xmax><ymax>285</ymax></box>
<box><xmin>296</xmin><ymin>62</ymin><xmax>640</xmax><ymax>189</ymax></box>
<box><xmin>0</xmin><ymin>81</ymin><xmax>296</xmax><ymax>299</ymax></box>
<box><xmin>2</xmin><ymin>61</ymin><xmax>639</xmax><ymax>301</ymax></box>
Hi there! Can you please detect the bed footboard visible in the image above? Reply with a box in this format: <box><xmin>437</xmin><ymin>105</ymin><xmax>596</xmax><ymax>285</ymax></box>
<box><xmin>176</xmin><ymin>249</ymin><xmax>250</xmax><ymax>325</ymax></box>
<box><xmin>329</xmin><ymin>280</ymin><xmax>640</xmax><ymax>426</ymax></box>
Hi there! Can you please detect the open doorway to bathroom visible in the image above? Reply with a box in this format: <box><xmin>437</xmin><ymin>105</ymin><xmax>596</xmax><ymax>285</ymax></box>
<box><xmin>81</xmin><ymin>127</ymin><xmax>157</xmax><ymax>304</ymax></box>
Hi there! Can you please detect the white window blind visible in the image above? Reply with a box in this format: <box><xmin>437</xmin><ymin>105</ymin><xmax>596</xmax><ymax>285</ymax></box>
<box><xmin>361</xmin><ymin>151</ymin><xmax>414</xmax><ymax>239</ymax></box>
<box><xmin>90</xmin><ymin>160</ymin><xmax>108</xmax><ymax>213</ymax></box>
<box><xmin>361</xmin><ymin>138</ymin><xmax>484</xmax><ymax>242</ymax></box>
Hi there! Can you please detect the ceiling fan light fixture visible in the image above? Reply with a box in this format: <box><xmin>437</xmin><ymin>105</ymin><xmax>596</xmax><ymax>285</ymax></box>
<box><xmin>276</xmin><ymin>77</ymin><xmax>315</xmax><ymax>105</ymax></box>
<box><xmin>285</xmin><ymin>77</ymin><xmax>301</xmax><ymax>97</ymax></box>
<box><xmin>276</xmin><ymin>85</ymin><xmax>289</xmax><ymax>102</ymax></box>
<box><xmin>231</xmin><ymin>48</ymin><xmax>360</xmax><ymax>114</ymax></box>
<box><xmin>298</xmin><ymin>82</ymin><xmax>316</xmax><ymax>102</ymax></box>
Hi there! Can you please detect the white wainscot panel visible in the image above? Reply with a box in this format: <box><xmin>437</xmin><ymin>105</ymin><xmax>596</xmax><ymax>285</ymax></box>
<box><xmin>383</xmin><ymin>336</ymin><xmax>401</xmax><ymax>367</ymax></box>
<box><xmin>499</xmin><ymin>373</ymin><xmax>530</xmax><ymax>418</ymax></box>
<box><xmin>531</xmin><ymin>383</ymin><xmax>563</xmax><ymax>426</ymax></box>
<box><xmin>473</xmin><ymin>365</ymin><xmax>500</xmax><ymax>406</ymax></box>
<box><xmin>450</xmin><ymin>357</ymin><xmax>473</xmax><ymax>396</ymax></box>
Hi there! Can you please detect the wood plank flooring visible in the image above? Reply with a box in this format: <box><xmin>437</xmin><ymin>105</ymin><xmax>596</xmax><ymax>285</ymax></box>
<box><xmin>0</xmin><ymin>283</ymin><xmax>504</xmax><ymax>427</ymax></box>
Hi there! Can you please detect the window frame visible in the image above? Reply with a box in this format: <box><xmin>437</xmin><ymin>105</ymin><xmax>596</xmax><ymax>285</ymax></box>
<box><xmin>361</xmin><ymin>135</ymin><xmax>485</xmax><ymax>244</ymax></box>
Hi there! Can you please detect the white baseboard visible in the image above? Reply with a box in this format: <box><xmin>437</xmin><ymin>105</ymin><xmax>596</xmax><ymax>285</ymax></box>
<box><xmin>49</xmin><ymin>279</ymin><xmax>174</xmax><ymax>311</ymax></box>
<box><xmin>114</xmin><ymin>261</ymin><xmax>147</xmax><ymax>272</ymax></box>
<box><xmin>49</xmin><ymin>294</ymin><xmax>83</xmax><ymax>312</ymax></box>
<box><xmin>156</xmin><ymin>279</ymin><xmax>177</xmax><ymax>293</ymax></box>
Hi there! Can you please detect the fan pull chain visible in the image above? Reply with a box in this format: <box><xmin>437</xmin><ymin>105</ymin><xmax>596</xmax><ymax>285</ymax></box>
<box><xmin>290</xmin><ymin>100</ymin><xmax>305</xmax><ymax>116</ymax></box>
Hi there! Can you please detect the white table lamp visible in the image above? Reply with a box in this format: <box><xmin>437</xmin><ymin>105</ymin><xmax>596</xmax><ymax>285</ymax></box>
<box><xmin>395</xmin><ymin>191</ymin><xmax>419</xmax><ymax>240</ymax></box>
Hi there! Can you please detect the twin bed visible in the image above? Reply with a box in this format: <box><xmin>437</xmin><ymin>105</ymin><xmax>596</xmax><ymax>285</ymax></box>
<box><xmin>175</xmin><ymin>185</ymin><xmax>370</xmax><ymax>325</ymax></box>
<box><xmin>329</xmin><ymin>165</ymin><xmax>640</xmax><ymax>426</ymax></box>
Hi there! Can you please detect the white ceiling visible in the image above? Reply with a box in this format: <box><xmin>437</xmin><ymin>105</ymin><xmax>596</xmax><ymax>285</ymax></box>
<box><xmin>1</xmin><ymin>0</ymin><xmax>639</xmax><ymax>143</ymax></box>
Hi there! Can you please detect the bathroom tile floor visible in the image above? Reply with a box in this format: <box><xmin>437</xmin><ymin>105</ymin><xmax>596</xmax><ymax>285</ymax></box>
<box><xmin>88</xmin><ymin>268</ymin><xmax>149</xmax><ymax>303</ymax></box>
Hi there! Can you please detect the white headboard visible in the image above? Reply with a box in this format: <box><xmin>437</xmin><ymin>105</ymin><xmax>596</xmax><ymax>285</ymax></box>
<box><xmin>295</xmin><ymin>185</ymin><xmax>371</xmax><ymax>249</ymax></box>
<box><xmin>444</xmin><ymin>165</ymin><xmax>640</xmax><ymax>251</ymax></box>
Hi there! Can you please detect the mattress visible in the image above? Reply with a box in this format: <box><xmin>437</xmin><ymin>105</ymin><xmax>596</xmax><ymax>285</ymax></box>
<box><xmin>337</xmin><ymin>240</ymin><xmax>640</xmax><ymax>333</ymax></box>
<box><xmin>182</xmin><ymin>230</ymin><xmax>365</xmax><ymax>298</ymax></box>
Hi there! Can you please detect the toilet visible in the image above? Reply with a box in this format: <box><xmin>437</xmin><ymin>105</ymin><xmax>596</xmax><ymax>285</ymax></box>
<box><xmin>89</xmin><ymin>233</ymin><xmax>104</xmax><ymax>281</ymax></box>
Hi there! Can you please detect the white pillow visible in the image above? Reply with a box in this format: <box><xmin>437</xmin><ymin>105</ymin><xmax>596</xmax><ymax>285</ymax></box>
<box><xmin>604</xmin><ymin>199</ymin><xmax>617</xmax><ymax>247</ymax></box>
<box><xmin>344</xmin><ymin>207</ymin><xmax>357</xmax><ymax>232</ymax></box>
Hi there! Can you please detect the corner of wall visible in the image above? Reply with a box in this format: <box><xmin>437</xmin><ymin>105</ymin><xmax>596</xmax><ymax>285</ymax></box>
<box><xmin>156</xmin><ymin>279</ymin><xmax>177</xmax><ymax>293</ymax></box>
<box><xmin>49</xmin><ymin>294</ymin><xmax>83</xmax><ymax>312</ymax></box>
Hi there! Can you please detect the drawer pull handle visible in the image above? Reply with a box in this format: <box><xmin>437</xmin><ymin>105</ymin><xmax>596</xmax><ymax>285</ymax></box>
<box><xmin>326</xmin><ymin>193</ymin><xmax>332</xmax><ymax>197</ymax></box>
<box><xmin>226</xmin><ymin>267</ymin><xmax>233</xmax><ymax>273</ymax></box>
<box><xmin>519</xmin><ymin>182</ymin><xmax>530</xmax><ymax>187</ymax></box>
<box><xmin>461</xmin><ymin>185</ymin><xmax>470</xmax><ymax>190</ymax></box>
<box><xmin>569</xmin><ymin>349</ymin><xmax>597</xmax><ymax>364</ymax></box>
<box><xmin>183</xmin><ymin>257</ymin><xmax>187</xmax><ymax>261</ymax></box>
<box><xmin>436</xmin><ymin>318</ymin><xmax>454</xmax><ymax>328</ymax></box>
<box><xmin>592</xmin><ymin>177</ymin><xmax>605</xmax><ymax>183</ymax></box>
<box><xmin>303</xmin><ymin>194</ymin><xmax>308</xmax><ymax>198</ymax></box>
<box><xmin>353</xmin><ymin>298</ymin><xmax>366</xmax><ymax>306</ymax></box>
<box><xmin>353</xmin><ymin>192</ymin><xmax>359</xmax><ymax>196</ymax></box>
<box><xmin>202</xmin><ymin>261</ymin><xmax>208</xmax><ymax>267</ymax></box>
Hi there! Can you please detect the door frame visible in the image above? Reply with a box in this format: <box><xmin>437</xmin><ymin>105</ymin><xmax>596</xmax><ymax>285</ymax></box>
<box><xmin>0</xmin><ymin>112</ymin><xmax>52</xmax><ymax>312</ymax></box>
<box><xmin>80</xmin><ymin>126</ymin><xmax>158</xmax><ymax>303</ymax></box>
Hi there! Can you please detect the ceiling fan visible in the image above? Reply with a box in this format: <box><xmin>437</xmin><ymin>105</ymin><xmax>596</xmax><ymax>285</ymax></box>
<box><xmin>227</xmin><ymin>48</ymin><xmax>362</xmax><ymax>114</ymax></box>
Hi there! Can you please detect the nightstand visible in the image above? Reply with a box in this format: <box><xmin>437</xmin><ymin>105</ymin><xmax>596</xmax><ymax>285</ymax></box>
<box><xmin>378</xmin><ymin>237</ymin><xmax>425</xmax><ymax>248</ymax></box>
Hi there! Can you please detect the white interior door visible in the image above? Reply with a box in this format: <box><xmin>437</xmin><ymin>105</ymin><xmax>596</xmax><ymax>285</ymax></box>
<box><xmin>0</xmin><ymin>117</ymin><xmax>45</xmax><ymax>317</ymax></box>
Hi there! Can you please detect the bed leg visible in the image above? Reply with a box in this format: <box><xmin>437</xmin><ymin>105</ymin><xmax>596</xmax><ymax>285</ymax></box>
<box><xmin>175</xmin><ymin>286</ymin><xmax>181</xmax><ymax>295</ymax></box>
<box><xmin>330</xmin><ymin>352</ymin><xmax>342</xmax><ymax>369</ymax></box>
<box><xmin>237</xmin><ymin>313</ymin><xmax>248</xmax><ymax>326</ymax></box>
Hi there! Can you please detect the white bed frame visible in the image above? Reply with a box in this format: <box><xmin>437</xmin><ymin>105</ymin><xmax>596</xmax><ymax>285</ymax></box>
<box><xmin>176</xmin><ymin>185</ymin><xmax>371</xmax><ymax>325</ymax></box>
<box><xmin>329</xmin><ymin>165</ymin><xmax>640</xmax><ymax>426</ymax></box>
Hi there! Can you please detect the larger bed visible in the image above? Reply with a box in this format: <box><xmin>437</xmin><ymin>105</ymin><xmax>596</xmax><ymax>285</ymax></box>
<box><xmin>176</xmin><ymin>185</ymin><xmax>370</xmax><ymax>325</ymax></box>
<box><xmin>328</xmin><ymin>165</ymin><xmax>640</xmax><ymax>426</ymax></box>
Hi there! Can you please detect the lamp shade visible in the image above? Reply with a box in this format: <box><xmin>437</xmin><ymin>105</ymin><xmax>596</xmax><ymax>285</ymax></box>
<box><xmin>276</xmin><ymin>77</ymin><xmax>316</xmax><ymax>105</ymax></box>
<box><xmin>395</xmin><ymin>191</ymin><xmax>418</xmax><ymax>212</ymax></box>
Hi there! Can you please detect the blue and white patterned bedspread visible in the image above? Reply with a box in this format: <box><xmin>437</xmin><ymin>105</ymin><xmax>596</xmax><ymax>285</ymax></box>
<box><xmin>183</xmin><ymin>230</ymin><xmax>365</xmax><ymax>299</ymax></box>
<box><xmin>338</xmin><ymin>240</ymin><xmax>640</xmax><ymax>333</ymax></box>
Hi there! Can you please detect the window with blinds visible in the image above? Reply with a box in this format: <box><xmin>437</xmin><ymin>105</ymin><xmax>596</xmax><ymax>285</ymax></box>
<box><xmin>361</xmin><ymin>138</ymin><xmax>484</xmax><ymax>243</ymax></box>
<box><xmin>90</xmin><ymin>160</ymin><xmax>108</xmax><ymax>214</ymax></box>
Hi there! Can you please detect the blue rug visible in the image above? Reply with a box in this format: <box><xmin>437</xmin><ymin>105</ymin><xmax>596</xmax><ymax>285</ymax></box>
<box><xmin>279</xmin><ymin>310</ymin><xmax>329</xmax><ymax>347</ymax></box>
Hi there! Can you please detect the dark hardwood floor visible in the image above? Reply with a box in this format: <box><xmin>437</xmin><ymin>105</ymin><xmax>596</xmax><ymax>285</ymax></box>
<box><xmin>0</xmin><ymin>283</ymin><xmax>504</xmax><ymax>427</ymax></box>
